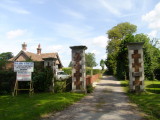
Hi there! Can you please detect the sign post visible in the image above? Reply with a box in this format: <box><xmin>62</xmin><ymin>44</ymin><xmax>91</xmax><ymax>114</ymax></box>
<box><xmin>13</xmin><ymin>62</ymin><xmax>34</xmax><ymax>96</ymax></box>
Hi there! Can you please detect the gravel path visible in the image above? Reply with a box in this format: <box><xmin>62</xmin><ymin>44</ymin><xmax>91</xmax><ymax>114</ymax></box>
<box><xmin>42</xmin><ymin>76</ymin><xmax>147</xmax><ymax>120</ymax></box>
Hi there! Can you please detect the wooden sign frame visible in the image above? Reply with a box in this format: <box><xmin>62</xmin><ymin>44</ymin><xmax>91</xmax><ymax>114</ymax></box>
<box><xmin>13</xmin><ymin>62</ymin><xmax>34</xmax><ymax>96</ymax></box>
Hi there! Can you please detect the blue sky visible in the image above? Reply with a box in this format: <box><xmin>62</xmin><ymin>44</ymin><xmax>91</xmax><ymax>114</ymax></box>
<box><xmin>0</xmin><ymin>0</ymin><xmax>160</xmax><ymax>68</ymax></box>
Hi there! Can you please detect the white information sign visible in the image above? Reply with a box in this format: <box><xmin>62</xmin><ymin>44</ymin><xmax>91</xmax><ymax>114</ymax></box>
<box><xmin>17</xmin><ymin>71</ymin><xmax>31</xmax><ymax>81</ymax></box>
<box><xmin>14</xmin><ymin>62</ymin><xmax>34</xmax><ymax>72</ymax></box>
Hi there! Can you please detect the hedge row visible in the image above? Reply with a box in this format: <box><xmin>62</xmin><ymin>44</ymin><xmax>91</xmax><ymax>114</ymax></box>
<box><xmin>62</xmin><ymin>67</ymin><xmax>101</xmax><ymax>75</ymax></box>
<box><xmin>0</xmin><ymin>67</ymin><xmax>101</xmax><ymax>94</ymax></box>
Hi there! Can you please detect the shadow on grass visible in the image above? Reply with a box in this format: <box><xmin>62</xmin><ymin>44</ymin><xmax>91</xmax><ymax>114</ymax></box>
<box><xmin>146</xmin><ymin>84</ymin><xmax>160</xmax><ymax>88</ymax></box>
<box><xmin>145</xmin><ymin>89</ymin><xmax>160</xmax><ymax>94</ymax></box>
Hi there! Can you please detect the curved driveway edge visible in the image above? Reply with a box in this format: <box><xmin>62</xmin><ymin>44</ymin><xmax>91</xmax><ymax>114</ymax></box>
<box><xmin>42</xmin><ymin>76</ymin><xmax>147</xmax><ymax>120</ymax></box>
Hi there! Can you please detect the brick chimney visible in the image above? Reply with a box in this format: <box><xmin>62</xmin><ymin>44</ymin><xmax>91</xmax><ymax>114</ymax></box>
<box><xmin>22</xmin><ymin>42</ymin><xmax>27</xmax><ymax>51</ymax></box>
<box><xmin>37</xmin><ymin>44</ymin><xmax>41</xmax><ymax>55</ymax></box>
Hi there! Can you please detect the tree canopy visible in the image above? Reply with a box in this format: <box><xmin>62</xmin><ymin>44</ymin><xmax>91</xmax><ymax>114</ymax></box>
<box><xmin>0</xmin><ymin>52</ymin><xmax>13</xmax><ymax>60</ymax></box>
<box><xmin>100</xmin><ymin>59</ymin><xmax>105</xmax><ymax>70</ymax></box>
<box><xmin>85</xmin><ymin>53</ymin><xmax>97</xmax><ymax>68</ymax></box>
<box><xmin>0</xmin><ymin>52</ymin><xmax>14</xmax><ymax>70</ymax></box>
<box><xmin>105</xmin><ymin>22</ymin><xmax>160</xmax><ymax>80</ymax></box>
<box><xmin>107</xmin><ymin>22</ymin><xmax>137</xmax><ymax>40</ymax></box>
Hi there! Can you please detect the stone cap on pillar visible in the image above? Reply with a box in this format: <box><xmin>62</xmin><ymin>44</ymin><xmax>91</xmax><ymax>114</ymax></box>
<box><xmin>127</xmin><ymin>42</ymin><xmax>144</xmax><ymax>50</ymax></box>
<box><xmin>70</xmin><ymin>45</ymin><xmax>87</xmax><ymax>50</ymax></box>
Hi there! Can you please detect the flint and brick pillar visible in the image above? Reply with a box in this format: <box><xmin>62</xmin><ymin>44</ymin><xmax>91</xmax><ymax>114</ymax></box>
<box><xmin>127</xmin><ymin>42</ymin><xmax>144</xmax><ymax>92</ymax></box>
<box><xmin>70</xmin><ymin>46</ymin><xmax>87</xmax><ymax>93</ymax></box>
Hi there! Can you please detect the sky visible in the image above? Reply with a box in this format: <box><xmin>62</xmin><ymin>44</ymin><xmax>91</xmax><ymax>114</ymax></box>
<box><xmin>0</xmin><ymin>0</ymin><xmax>160</xmax><ymax>68</ymax></box>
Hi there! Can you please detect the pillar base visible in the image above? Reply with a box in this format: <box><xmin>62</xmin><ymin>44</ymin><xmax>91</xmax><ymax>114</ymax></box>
<box><xmin>71</xmin><ymin>90</ymin><xmax>86</xmax><ymax>94</ymax></box>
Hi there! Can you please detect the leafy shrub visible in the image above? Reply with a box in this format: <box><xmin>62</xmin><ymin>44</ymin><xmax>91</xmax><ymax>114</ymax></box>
<box><xmin>66</xmin><ymin>77</ymin><xmax>72</xmax><ymax>92</ymax></box>
<box><xmin>86</xmin><ymin>84</ymin><xmax>94</xmax><ymax>93</ymax></box>
<box><xmin>86</xmin><ymin>67</ymin><xmax>92</xmax><ymax>75</ymax></box>
<box><xmin>62</xmin><ymin>67</ymin><xmax>101</xmax><ymax>76</ymax></box>
<box><xmin>62</xmin><ymin>67</ymin><xmax>72</xmax><ymax>75</ymax></box>
<box><xmin>0</xmin><ymin>70</ymin><xmax>16</xmax><ymax>94</ymax></box>
<box><xmin>32</xmin><ymin>67</ymin><xmax>53</xmax><ymax>92</ymax></box>
<box><xmin>93</xmin><ymin>69</ymin><xmax>101</xmax><ymax>75</ymax></box>
<box><xmin>86</xmin><ymin>68</ymin><xmax>101</xmax><ymax>75</ymax></box>
<box><xmin>54</xmin><ymin>79</ymin><xmax>66</xmax><ymax>93</ymax></box>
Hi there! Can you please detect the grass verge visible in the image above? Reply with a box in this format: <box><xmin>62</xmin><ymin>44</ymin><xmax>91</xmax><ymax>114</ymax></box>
<box><xmin>121</xmin><ymin>80</ymin><xmax>160</xmax><ymax>120</ymax></box>
<box><xmin>0</xmin><ymin>92</ymin><xmax>85</xmax><ymax>120</ymax></box>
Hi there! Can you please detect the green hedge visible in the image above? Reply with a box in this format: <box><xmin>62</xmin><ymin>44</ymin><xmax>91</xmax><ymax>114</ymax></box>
<box><xmin>32</xmin><ymin>67</ymin><xmax>53</xmax><ymax>92</ymax></box>
<box><xmin>0</xmin><ymin>70</ymin><xmax>16</xmax><ymax>94</ymax></box>
<box><xmin>0</xmin><ymin>67</ymin><xmax>53</xmax><ymax>94</ymax></box>
<box><xmin>62</xmin><ymin>67</ymin><xmax>72</xmax><ymax>75</ymax></box>
<box><xmin>62</xmin><ymin>67</ymin><xmax>101</xmax><ymax>75</ymax></box>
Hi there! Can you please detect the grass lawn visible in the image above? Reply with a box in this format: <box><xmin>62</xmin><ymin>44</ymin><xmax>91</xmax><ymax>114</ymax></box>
<box><xmin>121</xmin><ymin>80</ymin><xmax>160</xmax><ymax>120</ymax></box>
<box><xmin>0</xmin><ymin>92</ymin><xmax>85</xmax><ymax>120</ymax></box>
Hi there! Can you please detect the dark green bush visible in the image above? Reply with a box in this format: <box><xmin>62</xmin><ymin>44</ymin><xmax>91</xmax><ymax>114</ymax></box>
<box><xmin>86</xmin><ymin>67</ymin><xmax>92</xmax><ymax>75</ymax></box>
<box><xmin>86</xmin><ymin>84</ymin><xmax>94</xmax><ymax>93</ymax></box>
<box><xmin>32</xmin><ymin>67</ymin><xmax>53</xmax><ymax>92</ymax></box>
<box><xmin>0</xmin><ymin>70</ymin><xmax>16</xmax><ymax>94</ymax></box>
<box><xmin>66</xmin><ymin>77</ymin><xmax>72</xmax><ymax>92</ymax></box>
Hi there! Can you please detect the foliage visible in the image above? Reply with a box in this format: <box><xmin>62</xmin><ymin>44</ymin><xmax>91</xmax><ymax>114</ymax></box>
<box><xmin>86</xmin><ymin>84</ymin><xmax>94</xmax><ymax>93</ymax></box>
<box><xmin>0</xmin><ymin>52</ymin><xmax>13</xmax><ymax>69</ymax></box>
<box><xmin>106</xmin><ymin>22</ymin><xmax>137</xmax><ymax>76</ymax></box>
<box><xmin>107</xmin><ymin>22</ymin><xmax>137</xmax><ymax>40</ymax></box>
<box><xmin>100</xmin><ymin>59</ymin><xmax>105</xmax><ymax>70</ymax></box>
<box><xmin>86</xmin><ymin>68</ymin><xmax>101</xmax><ymax>75</ymax></box>
<box><xmin>62</xmin><ymin>67</ymin><xmax>101</xmax><ymax>76</ymax></box>
<box><xmin>32</xmin><ymin>67</ymin><xmax>53</xmax><ymax>92</ymax></box>
<box><xmin>0</xmin><ymin>92</ymin><xmax>85</xmax><ymax>120</ymax></box>
<box><xmin>0</xmin><ymin>52</ymin><xmax>13</xmax><ymax>60</ymax></box>
<box><xmin>121</xmin><ymin>80</ymin><xmax>160</xmax><ymax>120</ymax></box>
<box><xmin>106</xmin><ymin>22</ymin><xmax>160</xmax><ymax>80</ymax></box>
<box><xmin>0</xmin><ymin>70</ymin><xmax>16</xmax><ymax>94</ymax></box>
<box><xmin>85</xmin><ymin>53</ymin><xmax>97</xmax><ymax>68</ymax></box>
<box><xmin>54</xmin><ymin>80</ymin><xmax>66</xmax><ymax>93</ymax></box>
<box><xmin>92</xmin><ymin>69</ymin><xmax>101</xmax><ymax>75</ymax></box>
<box><xmin>62</xmin><ymin>67</ymin><xmax>72</xmax><ymax>75</ymax></box>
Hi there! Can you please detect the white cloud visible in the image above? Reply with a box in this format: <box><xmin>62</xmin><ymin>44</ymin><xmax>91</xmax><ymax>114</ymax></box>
<box><xmin>148</xmin><ymin>30</ymin><xmax>157</xmax><ymax>38</ymax></box>
<box><xmin>0</xmin><ymin>2</ymin><xmax>30</xmax><ymax>14</ymax></box>
<box><xmin>47</xmin><ymin>45</ymin><xmax>63</xmax><ymax>53</ymax></box>
<box><xmin>93</xmin><ymin>36</ymin><xmax>108</xmax><ymax>48</ymax></box>
<box><xmin>142</xmin><ymin>2</ymin><xmax>160</xmax><ymax>30</ymax></box>
<box><xmin>91</xmin><ymin>50</ymin><xmax>100</xmax><ymax>55</ymax></box>
<box><xmin>98</xmin><ymin>0</ymin><xmax>121</xmax><ymax>16</ymax></box>
<box><xmin>6</xmin><ymin>29</ymin><xmax>27</xmax><ymax>39</ymax></box>
<box><xmin>64</xmin><ymin>9</ymin><xmax>85</xmax><ymax>19</ymax></box>
<box><xmin>52</xmin><ymin>23</ymin><xmax>93</xmax><ymax>41</ymax></box>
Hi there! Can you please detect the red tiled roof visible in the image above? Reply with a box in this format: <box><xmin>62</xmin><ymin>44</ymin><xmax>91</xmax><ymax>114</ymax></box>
<box><xmin>9</xmin><ymin>51</ymin><xmax>61</xmax><ymax>65</ymax></box>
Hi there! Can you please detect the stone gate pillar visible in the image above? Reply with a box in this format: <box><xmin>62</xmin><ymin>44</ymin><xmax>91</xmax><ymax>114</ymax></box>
<box><xmin>70</xmin><ymin>46</ymin><xmax>87</xmax><ymax>93</ymax></box>
<box><xmin>127</xmin><ymin>42</ymin><xmax>144</xmax><ymax>92</ymax></box>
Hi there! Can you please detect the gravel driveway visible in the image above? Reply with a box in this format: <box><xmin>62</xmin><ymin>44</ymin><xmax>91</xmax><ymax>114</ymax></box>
<box><xmin>42</xmin><ymin>76</ymin><xmax>147</xmax><ymax>120</ymax></box>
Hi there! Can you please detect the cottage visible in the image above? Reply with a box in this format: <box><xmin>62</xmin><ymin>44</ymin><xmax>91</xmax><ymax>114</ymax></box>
<box><xmin>7</xmin><ymin>42</ymin><xmax>63</xmax><ymax>71</ymax></box>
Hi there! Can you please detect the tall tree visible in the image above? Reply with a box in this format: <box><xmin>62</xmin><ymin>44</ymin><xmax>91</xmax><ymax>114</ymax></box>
<box><xmin>107</xmin><ymin>22</ymin><xmax>137</xmax><ymax>40</ymax></box>
<box><xmin>0</xmin><ymin>52</ymin><xmax>13</xmax><ymax>60</ymax></box>
<box><xmin>106</xmin><ymin>22</ymin><xmax>137</xmax><ymax>75</ymax></box>
<box><xmin>85</xmin><ymin>53</ymin><xmax>97</xmax><ymax>68</ymax></box>
<box><xmin>100</xmin><ymin>59</ymin><xmax>105</xmax><ymax>70</ymax></box>
<box><xmin>0</xmin><ymin>52</ymin><xmax>14</xmax><ymax>70</ymax></box>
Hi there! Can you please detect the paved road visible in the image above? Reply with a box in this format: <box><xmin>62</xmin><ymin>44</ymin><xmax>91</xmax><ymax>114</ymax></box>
<box><xmin>42</xmin><ymin>76</ymin><xmax>146</xmax><ymax>120</ymax></box>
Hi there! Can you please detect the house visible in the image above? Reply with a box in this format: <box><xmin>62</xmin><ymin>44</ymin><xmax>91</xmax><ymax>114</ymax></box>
<box><xmin>7</xmin><ymin>42</ymin><xmax>63</xmax><ymax>71</ymax></box>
